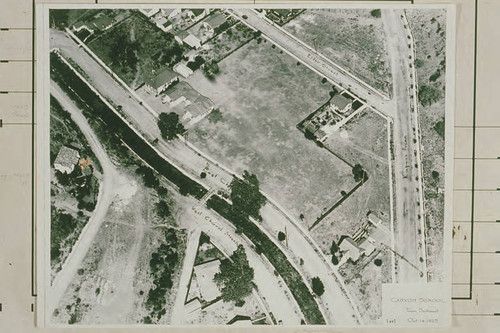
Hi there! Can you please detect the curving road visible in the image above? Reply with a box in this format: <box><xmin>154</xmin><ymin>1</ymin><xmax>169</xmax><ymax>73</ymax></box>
<box><xmin>49</xmin><ymin>82</ymin><xmax>119</xmax><ymax>315</ymax></box>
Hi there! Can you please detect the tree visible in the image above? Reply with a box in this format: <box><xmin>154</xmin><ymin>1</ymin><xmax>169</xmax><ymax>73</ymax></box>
<box><xmin>370</xmin><ymin>9</ymin><xmax>382</xmax><ymax>18</ymax></box>
<box><xmin>352</xmin><ymin>164</ymin><xmax>368</xmax><ymax>183</ymax></box>
<box><xmin>229</xmin><ymin>171</ymin><xmax>266</xmax><ymax>220</ymax></box>
<box><xmin>214</xmin><ymin>245</ymin><xmax>254</xmax><ymax>303</ymax></box>
<box><xmin>200</xmin><ymin>172</ymin><xmax>207</xmax><ymax>179</ymax></box>
<box><xmin>156</xmin><ymin>200</ymin><xmax>170</xmax><ymax>218</ymax></box>
<box><xmin>207</xmin><ymin>108</ymin><xmax>223</xmax><ymax>123</ymax></box>
<box><xmin>418</xmin><ymin>85</ymin><xmax>441</xmax><ymax>106</ymax></box>
<box><xmin>50</xmin><ymin>9</ymin><xmax>69</xmax><ymax>29</ymax></box>
<box><xmin>331</xmin><ymin>255</ymin><xmax>339</xmax><ymax>266</ymax></box>
<box><xmin>278</xmin><ymin>231</ymin><xmax>286</xmax><ymax>241</ymax></box>
<box><xmin>311</xmin><ymin>277</ymin><xmax>325</xmax><ymax>296</ymax></box>
<box><xmin>330</xmin><ymin>240</ymin><xmax>339</xmax><ymax>254</ymax></box>
<box><xmin>157</xmin><ymin>112</ymin><xmax>185</xmax><ymax>141</ymax></box>
<box><xmin>374</xmin><ymin>259</ymin><xmax>382</xmax><ymax>266</ymax></box>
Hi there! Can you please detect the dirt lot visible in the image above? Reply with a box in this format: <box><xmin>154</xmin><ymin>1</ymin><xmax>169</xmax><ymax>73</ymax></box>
<box><xmin>283</xmin><ymin>9</ymin><xmax>392</xmax><ymax>95</ymax></box>
<box><xmin>406</xmin><ymin>9</ymin><xmax>446</xmax><ymax>282</ymax></box>
<box><xmin>339</xmin><ymin>247</ymin><xmax>392</xmax><ymax>324</ymax></box>
<box><xmin>51</xmin><ymin>169</ymin><xmax>186</xmax><ymax>325</ymax></box>
<box><xmin>186</xmin><ymin>39</ymin><xmax>357</xmax><ymax>226</ymax></box>
<box><xmin>312</xmin><ymin>110</ymin><xmax>390</xmax><ymax>254</ymax></box>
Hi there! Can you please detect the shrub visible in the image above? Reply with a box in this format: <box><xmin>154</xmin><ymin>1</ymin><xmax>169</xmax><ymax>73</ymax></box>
<box><xmin>418</xmin><ymin>85</ymin><xmax>441</xmax><ymax>106</ymax></box>
<box><xmin>370</xmin><ymin>9</ymin><xmax>382</xmax><ymax>18</ymax></box>
<box><xmin>278</xmin><ymin>231</ymin><xmax>286</xmax><ymax>241</ymax></box>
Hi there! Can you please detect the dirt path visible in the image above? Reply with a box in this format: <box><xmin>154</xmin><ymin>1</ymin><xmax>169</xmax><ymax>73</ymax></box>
<box><xmin>49</xmin><ymin>82</ymin><xmax>120</xmax><ymax>315</ymax></box>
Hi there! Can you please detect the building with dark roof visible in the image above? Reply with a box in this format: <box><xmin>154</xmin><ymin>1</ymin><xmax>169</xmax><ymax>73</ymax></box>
<box><xmin>202</xmin><ymin>13</ymin><xmax>227</xmax><ymax>32</ymax></box>
<box><xmin>330</xmin><ymin>94</ymin><xmax>353</xmax><ymax>113</ymax></box>
<box><xmin>145</xmin><ymin>68</ymin><xmax>179</xmax><ymax>95</ymax></box>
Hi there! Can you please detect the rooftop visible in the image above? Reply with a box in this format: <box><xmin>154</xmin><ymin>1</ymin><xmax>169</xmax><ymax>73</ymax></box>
<box><xmin>165</xmin><ymin>81</ymin><xmax>200</xmax><ymax>102</ymax></box>
<box><xmin>90</xmin><ymin>15</ymin><xmax>113</xmax><ymax>30</ymax></box>
<box><xmin>330</xmin><ymin>94</ymin><xmax>353</xmax><ymax>110</ymax></box>
<box><xmin>54</xmin><ymin>146</ymin><xmax>80</xmax><ymax>169</ymax></box>
<box><xmin>145</xmin><ymin>68</ymin><xmax>178</xmax><ymax>89</ymax></box>
<box><xmin>189</xmin><ymin>8</ymin><xmax>205</xmax><ymax>17</ymax></box>
<box><xmin>204</xmin><ymin>13</ymin><xmax>227</xmax><ymax>30</ymax></box>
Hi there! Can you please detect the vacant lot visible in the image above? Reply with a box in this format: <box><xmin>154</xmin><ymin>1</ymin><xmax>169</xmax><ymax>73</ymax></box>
<box><xmin>198</xmin><ymin>22</ymin><xmax>255</xmax><ymax>63</ymax></box>
<box><xmin>187</xmin><ymin>39</ymin><xmax>357</xmax><ymax>226</ymax></box>
<box><xmin>339</xmin><ymin>247</ymin><xmax>392</xmax><ymax>324</ymax></box>
<box><xmin>312</xmin><ymin>111</ymin><xmax>390</xmax><ymax>254</ymax></box>
<box><xmin>407</xmin><ymin>9</ymin><xmax>446</xmax><ymax>282</ymax></box>
<box><xmin>87</xmin><ymin>13</ymin><xmax>184</xmax><ymax>87</ymax></box>
<box><xmin>284</xmin><ymin>9</ymin><xmax>392</xmax><ymax>95</ymax></box>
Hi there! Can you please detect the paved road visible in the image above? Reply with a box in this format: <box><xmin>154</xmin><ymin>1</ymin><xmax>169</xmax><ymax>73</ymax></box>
<box><xmin>49</xmin><ymin>82</ymin><xmax>119</xmax><ymax>314</ymax></box>
<box><xmin>51</xmin><ymin>28</ymin><xmax>361</xmax><ymax>325</ymax></box>
<box><xmin>382</xmin><ymin>9</ymin><xmax>425</xmax><ymax>282</ymax></box>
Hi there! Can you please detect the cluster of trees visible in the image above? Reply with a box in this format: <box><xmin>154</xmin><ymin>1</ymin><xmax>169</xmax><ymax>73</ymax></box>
<box><xmin>51</xmin><ymin>208</ymin><xmax>84</xmax><ymax>261</ymax></box>
<box><xmin>157</xmin><ymin>112</ymin><xmax>185</xmax><ymax>141</ymax></box>
<box><xmin>207</xmin><ymin>108</ymin><xmax>223</xmax><ymax>123</ymax></box>
<box><xmin>214</xmin><ymin>245</ymin><xmax>255</xmax><ymax>305</ymax></box>
<box><xmin>107</xmin><ymin>26</ymin><xmax>140</xmax><ymax>73</ymax></box>
<box><xmin>229</xmin><ymin>171</ymin><xmax>266</xmax><ymax>221</ymax></box>
<box><xmin>186</xmin><ymin>55</ymin><xmax>205</xmax><ymax>71</ymax></box>
<box><xmin>370</xmin><ymin>9</ymin><xmax>382</xmax><ymax>18</ymax></box>
<box><xmin>418</xmin><ymin>85</ymin><xmax>441</xmax><ymax>106</ymax></box>
<box><xmin>54</xmin><ymin>168</ymin><xmax>98</xmax><ymax>212</ymax></box>
<box><xmin>144</xmin><ymin>228</ymin><xmax>181</xmax><ymax>323</ymax></box>
<box><xmin>155</xmin><ymin>200</ymin><xmax>171</xmax><ymax>219</ymax></box>
<box><xmin>352</xmin><ymin>164</ymin><xmax>368</xmax><ymax>183</ymax></box>
<box><xmin>136</xmin><ymin>165</ymin><xmax>160</xmax><ymax>188</ymax></box>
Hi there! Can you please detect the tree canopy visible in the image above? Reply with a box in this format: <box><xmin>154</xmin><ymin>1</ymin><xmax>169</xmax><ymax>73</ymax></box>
<box><xmin>230</xmin><ymin>171</ymin><xmax>266</xmax><ymax>221</ymax></box>
<box><xmin>352</xmin><ymin>164</ymin><xmax>368</xmax><ymax>183</ymax></box>
<box><xmin>213</xmin><ymin>244</ymin><xmax>255</xmax><ymax>303</ymax></box>
<box><xmin>157</xmin><ymin>112</ymin><xmax>185</xmax><ymax>141</ymax></box>
<box><xmin>311</xmin><ymin>277</ymin><xmax>325</xmax><ymax>296</ymax></box>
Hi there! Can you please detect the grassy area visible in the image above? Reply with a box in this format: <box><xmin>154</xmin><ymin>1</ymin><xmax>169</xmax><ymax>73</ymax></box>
<box><xmin>87</xmin><ymin>12</ymin><xmax>185</xmax><ymax>87</ymax></box>
<box><xmin>313</xmin><ymin>111</ymin><xmax>390</xmax><ymax>254</ymax></box>
<box><xmin>283</xmin><ymin>9</ymin><xmax>392</xmax><ymax>95</ymax></box>
<box><xmin>406</xmin><ymin>9</ymin><xmax>446</xmax><ymax>282</ymax></box>
<box><xmin>187</xmin><ymin>39</ymin><xmax>356</xmax><ymax>226</ymax></box>
<box><xmin>207</xmin><ymin>195</ymin><xmax>325</xmax><ymax>324</ymax></box>
<box><xmin>50</xmin><ymin>52</ymin><xmax>207</xmax><ymax>199</ymax></box>
<box><xmin>199</xmin><ymin>22</ymin><xmax>255</xmax><ymax>63</ymax></box>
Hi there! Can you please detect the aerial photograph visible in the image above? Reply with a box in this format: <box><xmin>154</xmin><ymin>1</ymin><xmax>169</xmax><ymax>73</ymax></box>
<box><xmin>45</xmin><ymin>6</ymin><xmax>450</xmax><ymax>326</ymax></box>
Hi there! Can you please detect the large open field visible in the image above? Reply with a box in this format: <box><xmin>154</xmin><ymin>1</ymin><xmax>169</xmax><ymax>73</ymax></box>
<box><xmin>407</xmin><ymin>9</ymin><xmax>446</xmax><ymax>282</ymax></box>
<box><xmin>283</xmin><ymin>9</ymin><xmax>392</xmax><ymax>96</ymax></box>
<box><xmin>186</xmin><ymin>38</ymin><xmax>358</xmax><ymax>226</ymax></box>
<box><xmin>312</xmin><ymin>110</ymin><xmax>390</xmax><ymax>254</ymax></box>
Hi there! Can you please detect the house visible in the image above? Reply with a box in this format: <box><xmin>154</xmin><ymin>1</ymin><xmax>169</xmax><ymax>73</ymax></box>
<box><xmin>330</xmin><ymin>94</ymin><xmax>353</xmax><ymax>114</ymax></box>
<box><xmin>145</xmin><ymin>68</ymin><xmax>179</xmax><ymax>95</ymax></box>
<box><xmin>174</xmin><ymin>30</ymin><xmax>190</xmax><ymax>45</ymax></box>
<box><xmin>183</xmin><ymin>34</ymin><xmax>202</xmax><ymax>49</ymax></box>
<box><xmin>155</xmin><ymin>17</ymin><xmax>173</xmax><ymax>32</ymax></box>
<box><xmin>162</xmin><ymin>81</ymin><xmax>199</xmax><ymax>106</ymax></box>
<box><xmin>54</xmin><ymin>146</ymin><xmax>80</xmax><ymax>174</ymax></box>
<box><xmin>338</xmin><ymin>236</ymin><xmax>362</xmax><ymax>262</ymax></box>
<box><xmin>139</xmin><ymin>8</ymin><xmax>160</xmax><ymax>18</ymax></box>
<box><xmin>192</xmin><ymin>260</ymin><xmax>221</xmax><ymax>302</ymax></box>
<box><xmin>367</xmin><ymin>212</ymin><xmax>383</xmax><ymax>226</ymax></box>
<box><xmin>72</xmin><ymin>21</ymin><xmax>94</xmax><ymax>33</ymax></box>
<box><xmin>185</xmin><ymin>8</ymin><xmax>209</xmax><ymax>21</ymax></box>
<box><xmin>90</xmin><ymin>15</ymin><xmax>114</xmax><ymax>31</ymax></box>
<box><xmin>173</xmin><ymin>63</ymin><xmax>194</xmax><ymax>78</ymax></box>
<box><xmin>161</xmin><ymin>8</ymin><xmax>182</xmax><ymax>19</ymax></box>
<box><xmin>358</xmin><ymin>238</ymin><xmax>376</xmax><ymax>257</ymax></box>
<box><xmin>271</xmin><ymin>9</ymin><xmax>294</xmax><ymax>19</ymax></box>
<box><xmin>202</xmin><ymin>13</ymin><xmax>227</xmax><ymax>34</ymax></box>
<box><xmin>181</xmin><ymin>97</ymin><xmax>214</xmax><ymax>123</ymax></box>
